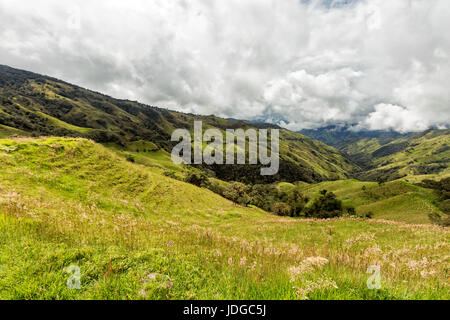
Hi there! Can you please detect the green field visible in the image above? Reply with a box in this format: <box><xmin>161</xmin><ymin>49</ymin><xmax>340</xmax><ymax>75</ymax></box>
<box><xmin>292</xmin><ymin>179</ymin><xmax>443</xmax><ymax>224</ymax></box>
<box><xmin>1</xmin><ymin>137</ymin><xmax>448</xmax><ymax>299</ymax></box>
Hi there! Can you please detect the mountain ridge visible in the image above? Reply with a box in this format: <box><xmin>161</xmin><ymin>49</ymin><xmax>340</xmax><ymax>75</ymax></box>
<box><xmin>0</xmin><ymin>64</ymin><xmax>359</xmax><ymax>183</ymax></box>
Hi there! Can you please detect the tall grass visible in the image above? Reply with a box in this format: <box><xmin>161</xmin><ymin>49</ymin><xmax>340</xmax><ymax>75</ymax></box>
<box><xmin>0</xmin><ymin>137</ymin><xmax>448</xmax><ymax>300</ymax></box>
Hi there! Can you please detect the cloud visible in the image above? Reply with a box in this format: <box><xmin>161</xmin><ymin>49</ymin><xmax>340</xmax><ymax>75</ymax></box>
<box><xmin>0</xmin><ymin>0</ymin><xmax>449</xmax><ymax>132</ymax></box>
<box><xmin>360</xmin><ymin>103</ymin><xmax>427</xmax><ymax>133</ymax></box>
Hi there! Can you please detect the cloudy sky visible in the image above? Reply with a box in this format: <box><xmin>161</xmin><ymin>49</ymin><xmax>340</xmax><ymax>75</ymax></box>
<box><xmin>0</xmin><ymin>0</ymin><xmax>449</xmax><ymax>132</ymax></box>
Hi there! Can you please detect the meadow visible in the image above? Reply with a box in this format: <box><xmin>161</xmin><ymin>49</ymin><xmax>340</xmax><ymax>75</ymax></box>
<box><xmin>0</xmin><ymin>137</ymin><xmax>448</xmax><ymax>299</ymax></box>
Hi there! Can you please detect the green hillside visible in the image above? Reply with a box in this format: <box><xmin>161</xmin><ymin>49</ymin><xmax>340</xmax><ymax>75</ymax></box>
<box><xmin>0</xmin><ymin>65</ymin><xmax>358</xmax><ymax>183</ymax></box>
<box><xmin>300</xmin><ymin>125</ymin><xmax>408</xmax><ymax>150</ymax></box>
<box><xmin>0</xmin><ymin>137</ymin><xmax>448</xmax><ymax>299</ymax></box>
<box><xmin>289</xmin><ymin>179</ymin><xmax>443</xmax><ymax>224</ymax></box>
<box><xmin>343</xmin><ymin>130</ymin><xmax>450</xmax><ymax>182</ymax></box>
<box><xmin>0</xmin><ymin>124</ymin><xmax>27</xmax><ymax>138</ymax></box>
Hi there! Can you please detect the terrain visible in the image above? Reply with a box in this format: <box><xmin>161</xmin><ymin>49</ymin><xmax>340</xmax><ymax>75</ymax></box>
<box><xmin>343</xmin><ymin>130</ymin><xmax>450</xmax><ymax>182</ymax></box>
<box><xmin>0</xmin><ymin>137</ymin><xmax>448</xmax><ymax>299</ymax></box>
<box><xmin>301</xmin><ymin>125</ymin><xmax>450</xmax><ymax>182</ymax></box>
<box><xmin>0</xmin><ymin>65</ymin><xmax>449</xmax><ymax>300</ymax></box>
<box><xmin>0</xmin><ymin>65</ymin><xmax>358</xmax><ymax>184</ymax></box>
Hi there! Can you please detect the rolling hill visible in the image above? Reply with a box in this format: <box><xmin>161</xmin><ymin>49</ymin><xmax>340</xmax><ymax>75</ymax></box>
<box><xmin>0</xmin><ymin>65</ymin><xmax>358</xmax><ymax>184</ymax></box>
<box><xmin>284</xmin><ymin>179</ymin><xmax>443</xmax><ymax>224</ymax></box>
<box><xmin>343</xmin><ymin>130</ymin><xmax>450</xmax><ymax>182</ymax></box>
<box><xmin>0</xmin><ymin>137</ymin><xmax>448</xmax><ymax>299</ymax></box>
<box><xmin>0</xmin><ymin>65</ymin><xmax>449</xmax><ymax>300</ymax></box>
<box><xmin>300</xmin><ymin>124</ymin><xmax>449</xmax><ymax>183</ymax></box>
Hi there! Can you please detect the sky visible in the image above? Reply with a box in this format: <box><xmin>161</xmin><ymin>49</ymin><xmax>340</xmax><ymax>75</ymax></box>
<box><xmin>0</xmin><ymin>0</ymin><xmax>449</xmax><ymax>132</ymax></box>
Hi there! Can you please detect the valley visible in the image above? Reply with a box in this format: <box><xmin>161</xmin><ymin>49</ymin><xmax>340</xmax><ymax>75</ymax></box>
<box><xmin>0</xmin><ymin>65</ymin><xmax>449</xmax><ymax>300</ymax></box>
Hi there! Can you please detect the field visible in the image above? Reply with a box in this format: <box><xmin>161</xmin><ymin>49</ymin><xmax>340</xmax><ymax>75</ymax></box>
<box><xmin>0</xmin><ymin>137</ymin><xmax>448</xmax><ymax>299</ymax></box>
<box><xmin>293</xmin><ymin>179</ymin><xmax>443</xmax><ymax>224</ymax></box>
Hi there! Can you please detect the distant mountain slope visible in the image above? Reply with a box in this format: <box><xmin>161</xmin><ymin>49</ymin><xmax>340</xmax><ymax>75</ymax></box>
<box><xmin>0</xmin><ymin>64</ymin><xmax>359</xmax><ymax>183</ymax></box>
<box><xmin>344</xmin><ymin>130</ymin><xmax>450</xmax><ymax>181</ymax></box>
<box><xmin>300</xmin><ymin>124</ymin><xmax>449</xmax><ymax>182</ymax></box>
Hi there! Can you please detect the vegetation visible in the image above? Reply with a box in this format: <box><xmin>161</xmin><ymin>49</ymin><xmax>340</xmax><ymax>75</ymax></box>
<box><xmin>294</xmin><ymin>179</ymin><xmax>445</xmax><ymax>224</ymax></box>
<box><xmin>0</xmin><ymin>65</ymin><xmax>449</xmax><ymax>300</ymax></box>
<box><xmin>0</xmin><ymin>65</ymin><xmax>359</xmax><ymax>184</ymax></box>
<box><xmin>300</xmin><ymin>125</ymin><xmax>408</xmax><ymax>150</ymax></box>
<box><xmin>418</xmin><ymin>178</ymin><xmax>450</xmax><ymax>226</ymax></box>
<box><xmin>342</xmin><ymin>130</ymin><xmax>450</xmax><ymax>182</ymax></box>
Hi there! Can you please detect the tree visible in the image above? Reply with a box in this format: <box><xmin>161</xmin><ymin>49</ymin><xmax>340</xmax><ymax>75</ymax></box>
<box><xmin>272</xmin><ymin>202</ymin><xmax>291</xmax><ymax>216</ymax></box>
<box><xmin>304</xmin><ymin>191</ymin><xmax>344</xmax><ymax>219</ymax></box>
<box><xmin>184</xmin><ymin>171</ymin><xmax>209</xmax><ymax>187</ymax></box>
<box><xmin>223</xmin><ymin>182</ymin><xmax>250</xmax><ymax>206</ymax></box>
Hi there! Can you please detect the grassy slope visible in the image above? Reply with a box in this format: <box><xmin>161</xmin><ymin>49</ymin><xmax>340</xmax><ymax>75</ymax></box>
<box><xmin>0</xmin><ymin>124</ymin><xmax>27</xmax><ymax>138</ymax></box>
<box><xmin>343</xmin><ymin>130</ymin><xmax>450</xmax><ymax>182</ymax></box>
<box><xmin>0</xmin><ymin>137</ymin><xmax>448</xmax><ymax>299</ymax></box>
<box><xmin>293</xmin><ymin>180</ymin><xmax>443</xmax><ymax>224</ymax></box>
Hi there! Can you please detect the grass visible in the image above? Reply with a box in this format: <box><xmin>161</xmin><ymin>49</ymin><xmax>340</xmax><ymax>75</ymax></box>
<box><xmin>0</xmin><ymin>137</ymin><xmax>449</xmax><ymax>300</ymax></box>
<box><xmin>36</xmin><ymin>112</ymin><xmax>92</xmax><ymax>133</ymax></box>
<box><xmin>294</xmin><ymin>179</ymin><xmax>442</xmax><ymax>224</ymax></box>
<box><xmin>0</xmin><ymin>124</ymin><xmax>27</xmax><ymax>138</ymax></box>
<box><xmin>346</xmin><ymin>130</ymin><xmax>450</xmax><ymax>181</ymax></box>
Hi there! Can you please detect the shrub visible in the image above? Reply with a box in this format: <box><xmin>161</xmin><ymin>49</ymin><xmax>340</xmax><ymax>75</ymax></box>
<box><xmin>345</xmin><ymin>206</ymin><xmax>356</xmax><ymax>216</ymax></box>
<box><xmin>184</xmin><ymin>171</ymin><xmax>209</xmax><ymax>187</ymax></box>
<box><xmin>304</xmin><ymin>191</ymin><xmax>344</xmax><ymax>219</ymax></box>
<box><xmin>361</xmin><ymin>211</ymin><xmax>374</xmax><ymax>219</ymax></box>
<box><xmin>429</xmin><ymin>213</ymin><xmax>450</xmax><ymax>227</ymax></box>
<box><xmin>272</xmin><ymin>202</ymin><xmax>291</xmax><ymax>216</ymax></box>
<box><xmin>163</xmin><ymin>171</ymin><xmax>177</xmax><ymax>179</ymax></box>
<box><xmin>223</xmin><ymin>182</ymin><xmax>250</xmax><ymax>206</ymax></box>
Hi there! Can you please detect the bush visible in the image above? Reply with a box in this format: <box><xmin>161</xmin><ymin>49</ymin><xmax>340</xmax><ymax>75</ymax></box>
<box><xmin>345</xmin><ymin>206</ymin><xmax>356</xmax><ymax>216</ymax></box>
<box><xmin>184</xmin><ymin>171</ymin><xmax>209</xmax><ymax>187</ymax></box>
<box><xmin>272</xmin><ymin>202</ymin><xmax>291</xmax><ymax>216</ymax></box>
<box><xmin>360</xmin><ymin>211</ymin><xmax>374</xmax><ymax>219</ymax></box>
<box><xmin>303</xmin><ymin>191</ymin><xmax>344</xmax><ymax>219</ymax></box>
<box><xmin>223</xmin><ymin>182</ymin><xmax>250</xmax><ymax>206</ymax></box>
<box><xmin>429</xmin><ymin>213</ymin><xmax>450</xmax><ymax>227</ymax></box>
<box><xmin>163</xmin><ymin>171</ymin><xmax>177</xmax><ymax>179</ymax></box>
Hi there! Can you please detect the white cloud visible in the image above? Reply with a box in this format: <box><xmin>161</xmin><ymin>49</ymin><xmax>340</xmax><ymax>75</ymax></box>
<box><xmin>361</xmin><ymin>103</ymin><xmax>428</xmax><ymax>133</ymax></box>
<box><xmin>0</xmin><ymin>0</ymin><xmax>449</xmax><ymax>132</ymax></box>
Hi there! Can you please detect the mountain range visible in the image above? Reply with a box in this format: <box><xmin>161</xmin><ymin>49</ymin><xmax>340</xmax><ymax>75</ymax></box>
<box><xmin>1</xmin><ymin>64</ymin><xmax>449</xmax><ymax>300</ymax></box>
<box><xmin>0</xmin><ymin>64</ymin><xmax>449</xmax><ymax>184</ymax></box>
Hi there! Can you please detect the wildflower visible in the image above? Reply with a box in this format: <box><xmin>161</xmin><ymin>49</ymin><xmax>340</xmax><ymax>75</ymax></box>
<box><xmin>293</xmin><ymin>276</ymin><xmax>338</xmax><ymax>300</ymax></box>
<box><xmin>288</xmin><ymin>256</ymin><xmax>329</xmax><ymax>282</ymax></box>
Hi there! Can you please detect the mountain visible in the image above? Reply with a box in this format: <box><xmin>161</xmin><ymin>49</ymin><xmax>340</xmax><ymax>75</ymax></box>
<box><xmin>1</xmin><ymin>65</ymin><xmax>448</xmax><ymax>300</ymax></box>
<box><xmin>0</xmin><ymin>64</ymin><xmax>359</xmax><ymax>183</ymax></box>
<box><xmin>301</xmin><ymin>124</ymin><xmax>449</xmax><ymax>182</ymax></box>
<box><xmin>344</xmin><ymin>129</ymin><xmax>450</xmax><ymax>182</ymax></box>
